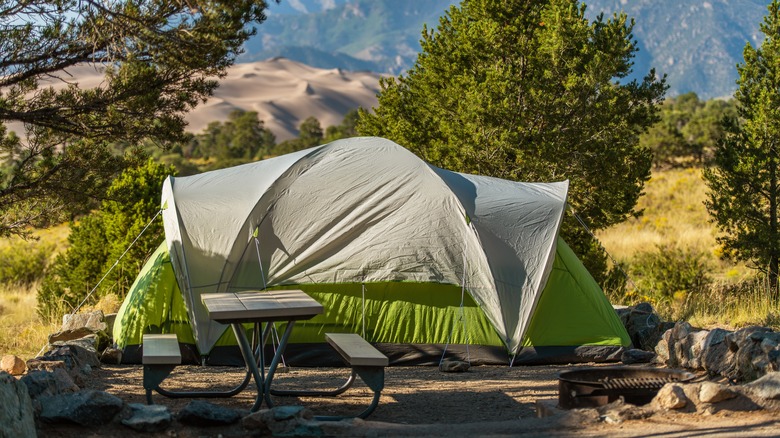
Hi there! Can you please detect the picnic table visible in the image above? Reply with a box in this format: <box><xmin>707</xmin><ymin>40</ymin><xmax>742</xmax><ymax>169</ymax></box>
<box><xmin>201</xmin><ymin>289</ymin><xmax>323</xmax><ymax>412</ymax></box>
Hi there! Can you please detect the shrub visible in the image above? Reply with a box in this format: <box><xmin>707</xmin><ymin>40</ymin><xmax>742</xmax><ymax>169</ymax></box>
<box><xmin>0</xmin><ymin>240</ymin><xmax>54</xmax><ymax>287</ymax></box>
<box><xmin>630</xmin><ymin>244</ymin><xmax>711</xmax><ymax>305</ymax></box>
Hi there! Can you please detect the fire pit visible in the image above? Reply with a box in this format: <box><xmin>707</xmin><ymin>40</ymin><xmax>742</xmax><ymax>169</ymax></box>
<box><xmin>558</xmin><ymin>366</ymin><xmax>696</xmax><ymax>409</ymax></box>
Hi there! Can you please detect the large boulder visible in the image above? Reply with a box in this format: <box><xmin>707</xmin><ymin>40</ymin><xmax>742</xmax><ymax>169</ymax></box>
<box><xmin>0</xmin><ymin>371</ymin><xmax>36</xmax><ymax>438</ymax></box>
<box><xmin>619</xmin><ymin>302</ymin><xmax>671</xmax><ymax>351</ymax></box>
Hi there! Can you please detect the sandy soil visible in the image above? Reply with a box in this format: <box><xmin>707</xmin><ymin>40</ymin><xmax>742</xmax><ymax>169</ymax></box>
<box><xmin>35</xmin><ymin>363</ymin><xmax>780</xmax><ymax>437</ymax></box>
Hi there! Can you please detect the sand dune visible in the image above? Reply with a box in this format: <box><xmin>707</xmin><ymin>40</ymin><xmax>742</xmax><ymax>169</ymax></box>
<box><xmin>10</xmin><ymin>58</ymin><xmax>382</xmax><ymax>143</ymax></box>
<box><xmin>187</xmin><ymin>58</ymin><xmax>382</xmax><ymax>141</ymax></box>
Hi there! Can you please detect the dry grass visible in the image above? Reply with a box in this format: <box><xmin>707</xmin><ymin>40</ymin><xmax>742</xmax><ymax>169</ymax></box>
<box><xmin>599</xmin><ymin>168</ymin><xmax>718</xmax><ymax>264</ymax></box>
<box><xmin>0</xmin><ymin>224</ymin><xmax>70</xmax><ymax>359</ymax></box>
<box><xmin>597</xmin><ymin>167</ymin><xmax>777</xmax><ymax>328</ymax></box>
<box><xmin>0</xmin><ymin>283</ymin><xmax>60</xmax><ymax>359</ymax></box>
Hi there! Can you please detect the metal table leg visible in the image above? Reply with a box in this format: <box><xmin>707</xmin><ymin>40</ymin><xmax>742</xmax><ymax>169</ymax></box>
<box><xmin>232</xmin><ymin>322</ymin><xmax>268</xmax><ymax>412</ymax></box>
<box><xmin>262</xmin><ymin>321</ymin><xmax>296</xmax><ymax>408</ymax></box>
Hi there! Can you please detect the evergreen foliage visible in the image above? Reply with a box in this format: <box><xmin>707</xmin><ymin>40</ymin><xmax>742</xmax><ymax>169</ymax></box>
<box><xmin>357</xmin><ymin>0</ymin><xmax>667</xmax><ymax>281</ymax></box>
<box><xmin>639</xmin><ymin>93</ymin><xmax>737</xmax><ymax>168</ymax></box>
<box><xmin>38</xmin><ymin>159</ymin><xmax>174</xmax><ymax>320</ymax></box>
<box><xmin>273</xmin><ymin>116</ymin><xmax>324</xmax><ymax>156</ymax></box>
<box><xmin>324</xmin><ymin>109</ymin><xmax>360</xmax><ymax>143</ymax></box>
<box><xmin>704</xmin><ymin>0</ymin><xmax>780</xmax><ymax>301</ymax></box>
<box><xmin>189</xmin><ymin>110</ymin><xmax>276</xmax><ymax>162</ymax></box>
<box><xmin>0</xmin><ymin>0</ymin><xmax>273</xmax><ymax>239</ymax></box>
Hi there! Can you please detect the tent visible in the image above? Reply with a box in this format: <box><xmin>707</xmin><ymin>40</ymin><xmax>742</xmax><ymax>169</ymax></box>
<box><xmin>114</xmin><ymin>136</ymin><xmax>630</xmax><ymax>365</ymax></box>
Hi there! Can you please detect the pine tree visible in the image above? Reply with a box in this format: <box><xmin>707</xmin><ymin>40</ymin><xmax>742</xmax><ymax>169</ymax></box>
<box><xmin>358</xmin><ymin>0</ymin><xmax>667</xmax><ymax>279</ymax></box>
<box><xmin>704</xmin><ymin>1</ymin><xmax>780</xmax><ymax>301</ymax></box>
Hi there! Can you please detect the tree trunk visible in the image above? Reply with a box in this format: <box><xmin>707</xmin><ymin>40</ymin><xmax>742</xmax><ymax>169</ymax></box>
<box><xmin>770</xmin><ymin>255</ymin><xmax>779</xmax><ymax>303</ymax></box>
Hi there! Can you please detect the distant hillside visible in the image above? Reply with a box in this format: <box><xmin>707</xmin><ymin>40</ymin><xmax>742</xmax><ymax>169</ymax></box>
<box><xmin>245</xmin><ymin>0</ymin><xmax>451</xmax><ymax>75</ymax></box>
<box><xmin>245</xmin><ymin>0</ymin><xmax>771</xmax><ymax>99</ymax></box>
<box><xmin>185</xmin><ymin>58</ymin><xmax>381</xmax><ymax>141</ymax></box>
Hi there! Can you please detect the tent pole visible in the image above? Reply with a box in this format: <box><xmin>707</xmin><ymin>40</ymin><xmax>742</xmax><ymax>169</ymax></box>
<box><xmin>460</xmin><ymin>250</ymin><xmax>470</xmax><ymax>365</ymax></box>
<box><xmin>361</xmin><ymin>283</ymin><xmax>366</xmax><ymax>339</ymax></box>
<box><xmin>253</xmin><ymin>234</ymin><xmax>267</xmax><ymax>290</ymax></box>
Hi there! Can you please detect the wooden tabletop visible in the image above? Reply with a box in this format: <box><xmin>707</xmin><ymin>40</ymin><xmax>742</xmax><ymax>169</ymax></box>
<box><xmin>202</xmin><ymin>289</ymin><xmax>323</xmax><ymax>323</ymax></box>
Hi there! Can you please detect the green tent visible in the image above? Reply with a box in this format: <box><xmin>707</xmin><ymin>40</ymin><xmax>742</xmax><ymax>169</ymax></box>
<box><xmin>114</xmin><ymin>137</ymin><xmax>630</xmax><ymax>365</ymax></box>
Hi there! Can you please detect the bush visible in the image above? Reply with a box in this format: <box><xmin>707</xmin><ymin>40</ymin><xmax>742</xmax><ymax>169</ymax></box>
<box><xmin>629</xmin><ymin>244</ymin><xmax>711</xmax><ymax>307</ymax></box>
<box><xmin>0</xmin><ymin>240</ymin><xmax>54</xmax><ymax>287</ymax></box>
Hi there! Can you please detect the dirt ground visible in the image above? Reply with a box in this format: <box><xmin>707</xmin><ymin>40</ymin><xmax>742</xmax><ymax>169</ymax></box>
<box><xmin>36</xmin><ymin>362</ymin><xmax>780</xmax><ymax>437</ymax></box>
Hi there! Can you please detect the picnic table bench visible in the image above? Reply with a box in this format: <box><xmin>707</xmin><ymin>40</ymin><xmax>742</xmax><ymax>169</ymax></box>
<box><xmin>272</xmin><ymin>332</ymin><xmax>389</xmax><ymax>420</ymax></box>
<box><xmin>142</xmin><ymin>334</ymin><xmax>181</xmax><ymax>404</ymax></box>
<box><xmin>142</xmin><ymin>333</ymin><xmax>252</xmax><ymax>404</ymax></box>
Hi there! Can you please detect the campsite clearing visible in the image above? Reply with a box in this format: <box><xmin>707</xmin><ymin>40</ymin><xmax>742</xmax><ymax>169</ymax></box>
<box><xmin>37</xmin><ymin>363</ymin><xmax>780</xmax><ymax>437</ymax></box>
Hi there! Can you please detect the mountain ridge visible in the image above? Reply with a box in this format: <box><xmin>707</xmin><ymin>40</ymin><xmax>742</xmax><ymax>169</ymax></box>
<box><xmin>243</xmin><ymin>0</ymin><xmax>771</xmax><ymax>99</ymax></box>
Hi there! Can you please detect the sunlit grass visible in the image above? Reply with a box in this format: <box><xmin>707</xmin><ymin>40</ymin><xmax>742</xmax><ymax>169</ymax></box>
<box><xmin>598</xmin><ymin>167</ymin><xmax>775</xmax><ymax>326</ymax></box>
<box><xmin>0</xmin><ymin>282</ymin><xmax>60</xmax><ymax>359</ymax></box>
<box><xmin>598</xmin><ymin>168</ymin><xmax>717</xmax><ymax>261</ymax></box>
<box><xmin>0</xmin><ymin>224</ymin><xmax>70</xmax><ymax>359</ymax></box>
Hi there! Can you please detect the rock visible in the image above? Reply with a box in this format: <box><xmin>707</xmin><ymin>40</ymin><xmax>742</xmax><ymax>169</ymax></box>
<box><xmin>100</xmin><ymin>347</ymin><xmax>123</xmax><ymax>365</ymax></box>
<box><xmin>20</xmin><ymin>369</ymin><xmax>79</xmax><ymax>399</ymax></box>
<box><xmin>26</xmin><ymin>358</ymin><xmax>67</xmax><ymax>373</ymax></box>
<box><xmin>242</xmin><ymin>409</ymin><xmax>272</xmax><ymax>434</ymax></box>
<box><xmin>731</xmin><ymin>326</ymin><xmax>774</xmax><ymax>382</ymax></box>
<box><xmin>61</xmin><ymin>310</ymin><xmax>107</xmax><ymax>332</ymax></box>
<box><xmin>701</xmin><ymin>328</ymin><xmax>732</xmax><ymax>376</ymax></box>
<box><xmin>699</xmin><ymin>381</ymin><xmax>737</xmax><ymax>404</ymax></box>
<box><xmin>655</xmin><ymin>333</ymin><xmax>671</xmax><ymax>364</ymax></box>
<box><xmin>620</xmin><ymin>349</ymin><xmax>655</xmax><ymax>364</ymax></box>
<box><xmin>176</xmin><ymin>400</ymin><xmax>242</xmax><ymax>426</ymax></box>
<box><xmin>623</xmin><ymin>302</ymin><xmax>665</xmax><ymax>351</ymax></box>
<box><xmin>659</xmin><ymin>322</ymin><xmax>695</xmax><ymax>368</ymax></box>
<box><xmin>0</xmin><ymin>371</ymin><xmax>36</xmax><ymax>438</ymax></box>
<box><xmin>682</xmin><ymin>330</ymin><xmax>710</xmax><ymax>369</ymax></box>
<box><xmin>36</xmin><ymin>343</ymin><xmax>100</xmax><ymax>385</ymax></box>
<box><xmin>671</xmin><ymin>321</ymin><xmax>694</xmax><ymax>341</ymax></box>
<box><xmin>439</xmin><ymin>360</ymin><xmax>470</xmax><ymax>372</ymax></box>
<box><xmin>121</xmin><ymin>403</ymin><xmax>173</xmax><ymax>433</ymax></box>
<box><xmin>652</xmin><ymin>384</ymin><xmax>689</xmax><ymax>410</ymax></box>
<box><xmin>104</xmin><ymin>313</ymin><xmax>118</xmax><ymax>335</ymax></box>
<box><xmin>535</xmin><ymin>399</ymin><xmax>564</xmax><ymax>418</ymax></box>
<box><xmin>1</xmin><ymin>355</ymin><xmax>26</xmax><ymax>375</ymax></box>
<box><xmin>49</xmin><ymin>326</ymin><xmax>99</xmax><ymax>345</ymax></box>
<box><xmin>596</xmin><ymin>399</ymin><xmax>652</xmax><ymax>424</ymax></box>
<box><xmin>39</xmin><ymin>390</ymin><xmax>123</xmax><ymax>426</ymax></box>
<box><xmin>51</xmin><ymin>334</ymin><xmax>104</xmax><ymax>355</ymax></box>
<box><xmin>242</xmin><ymin>406</ymin><xmax>319</xmax><ymax>437</ymax></box>
<box><xmin>744</xmin><ymin>372</ymin><xmax>780</xmax><ymax>400</ymax></box>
